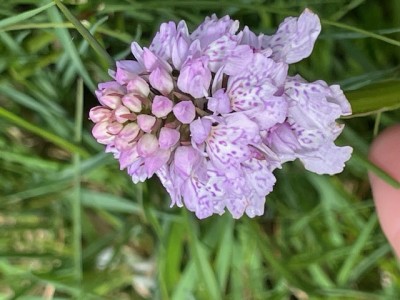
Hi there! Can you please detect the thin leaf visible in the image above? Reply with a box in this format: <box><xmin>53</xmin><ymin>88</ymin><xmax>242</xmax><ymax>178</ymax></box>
<box><xmin>72</xmin><ymin>78</ymin><xmax>83</xmax><ymax>286</ymax></box>
<box><xmin>322</xmin><ymin>19</ymin><xmax>400</xmax><ymax>47</ymax></box>
<box><xmin>81</xmin><ymin>190</ymin><xmax>141</xmax><ymax>214</ymax></box>
<box><xmin>337</xmin><ymin>214</ymin><xmax>378</xmax><ymax>286</ymax></box>
<box><xmin>47</xmin><ymin>6</ymin><xmax>96</xmax><ymax>91</ymax></box>
<box><xmin>53</xmin><ymin>0</ymin><xmax>115</xmax><ymax>68</ymax></box>
<box><xmin>352</xmin><ymin>152</ymin><xmax>400</xmax><ymax>188</ymax></box>
<box><xmin>0</xmin><ymin>2</ymin><xmax>55</xmax><ymax>30</ymax></box>
<box><xmin>0</xmin><ymin>107</ymin><xmax>89</xmax><ymax>158</ymax></box>
<box><xmin>345</xmin><ymin>81</ymin><xmax>400</xmax><ymax>117</ymax></box>
<box><xmin>214</xmin><ymin>216</ymin><xmax>234</xmax><ymax>291</ymax></box>
<box><xmin>184</xmin><ymin>212</ymin><xmax>222</xmax><ymax>300</ymax></box>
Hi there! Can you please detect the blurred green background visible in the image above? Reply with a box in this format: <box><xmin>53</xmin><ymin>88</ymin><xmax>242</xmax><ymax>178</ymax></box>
<box><xmin>0</xmin><ymin>0</ymin><xmax>400</xmax><ymax>299</ymax></box>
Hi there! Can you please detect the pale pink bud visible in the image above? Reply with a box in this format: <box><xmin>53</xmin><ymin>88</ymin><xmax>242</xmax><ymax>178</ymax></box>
<box><xmin>122</xmin><ymin>93</ymin><xmax>142</xmax><ymax>112</ymax></box>
<box><xmin>96</xmin><ymin>81</ymin><xmax>125</xmax><ymax>98</ymax></box>
<box><xmin>89</xmin><ymin>106</ymin><xmax>111</xmax><ymax>123</ymax></box>
<box><xmin>173</xmin><ymin>100</ymin><xmax>196</xmax><ymax>124</ymax></box>
<box><xmin>177</xmin><ymin>55</ymin><xmax>211</xmax><ymax>98</ymax></box>
<box><xmin>114</xmin><ymin>106</ymin><xmax>131</xmax><ymax>123</ymax></box>
<box><xmin>172</xmin><ymin>35</ymin><xmax>190</xmax><ymax>70</ymax></box>
<box><xmin>107</xmin><ymin>122</ymin><xmax>123</xmax><ymax>135</ymax></box>
<box><xmin>137</xmin><ymin>114</ymin><xmax>156</xmax><ymax>133</ymax></box>
<box><xmin>159</xmin><ymin>127</ymin><xmax>180</xmax><ymax>149</ymax></box>
<box><xmin>142</xmin><ymin>47</ymin><xmax>172</xmax><ymax>72</ymax></box>
<box><xmin>137</xmin><ymin>134</ymin><xmax>159</xmax><ymax>157</ymax></box>
<box><xmin>99</xmin><ymin>95</ymin><xmax>121</xmax><ymax>109</ymax></box>
<box><xmin>149</xmin><ymin>67</ymin><xmax>173</xmax><ymax>95</ymax></box>
<box><xmin>114</xmin><ymin>123</ymin><xmax>140</xmax><ymax>150</ymax></box>
<box><xmin>115</xmin><ymin>60</ymin><xmax>143</xmax><ymax>84</ymax></box>
<box><xmin>151</xmin><ymin>96</ymin><xmax>173</xmax><ymax>118</ymax></box>
<box><xmin>92</xmin><ymin>121</ymin><xmax>114</xmax><ymax>144</ymax></box>
<box><xmin>127</xmin><ymin>76</ymin><xmax>150</xmax><ymax>97</ymax></box>
<box><xmin>118</xmin><ymin>123</ymin><xmax>140</xmax><ymax>141</ymax></box>
<box><xmin>143</xmin><ymin>48</ymin><xmax>159</xmax><ymax>71</ymax></box>
<box><xmin>98</xmin><ymin>81</ymin><xmax>122</xmax><ymax>91</ymax></box>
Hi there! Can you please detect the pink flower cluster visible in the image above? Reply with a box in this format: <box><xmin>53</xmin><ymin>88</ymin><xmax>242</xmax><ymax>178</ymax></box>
<box><xmin>89</xmin><ymin>9</ymin><xmax>352</xmax><ymax>219</ymax></box>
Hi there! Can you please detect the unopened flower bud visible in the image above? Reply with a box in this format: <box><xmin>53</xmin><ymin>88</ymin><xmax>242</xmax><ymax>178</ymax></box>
<box><xmin>149</xmin><ymin>67</ymin><xmax>174</xmax><ymax>95</ymax></box>
<box><xmin>173</xmin><ymin>100</ymin><xmax>196</xmax><ymax>124</ymax></box>
<box><xmin>89</xmin><ymin>106</ymin><xmax>111</xmax><ymax>123</ymax></box>
<box><xmin>118</xmin><ymin>123</ymin><xmax>140</xmax><ymax>141</ymax></box>
<box><xmin>172</xmin><ymin>34</ymin><xmax>190</xmax><ymax>69</ymax></box>
<box><xmin>92</xmin><ymin>121</ymin><xmax>114</xmax><ymax>144</ymax></box>
<box><xmin>126</xmin><ymin>76</ymin><xmax>150</xmax><ymax>97</ymax></box>
<box><xmin>137</xmin><ymin>114</ymin><xmax>156</xmax><ymax>133</ymax></box>
<box><xmin>107</xmin><ymin>122</ymin><xmax>124</xmax><ymax>135</ymax></box>
<box><xmin>159</xmin><ymin>127</ymin><xmax>180</xmax><ymax>149</ymax></box>
<box><xmin>99</xmin><ymin>95</ymin><xmax>121</xmax><ymax>109</ymax></box>
<box><xmin>114</xmin><ymin>123</ymin><xmax>140</xmax><ymax>150</ymax></box>
<box><xmin>97</xmin><ymin>81</ymin><xmax>125</xmax><ymax>97</ymax></box>
<box><xmin>152</xmin><ymin>96</ymin><xmax>173</xmax><ymax>118</ymax></box>
<box><xmin>122</xmin><ymin>93</ymin><xmax>142</xmax><ymax>112</ymax></box>
<box><xmin>177</xmin><ymin>56</ymin><xmax>211</xmax><ymax>98</ymax></box>
<box><xmin>115</xmin><ymin>60</ymin><xmax>143</xmax><ymax>84</ymax></box>
<box><xmin>114</xmin><ymin>106</ymin><xmax>132</xmax><ymax>123</ymax></box>
<box><xmin>137</xmin><ymin>134</ymin><xmax>159</xmax><ymax>157</ymax></box>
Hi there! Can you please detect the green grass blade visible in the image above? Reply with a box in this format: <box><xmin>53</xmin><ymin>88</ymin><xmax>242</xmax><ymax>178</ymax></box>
<box><xmin>317</xmin><ymin>288</ymin><xmax>382</xmax><ymax>299</ymax></box>
<box><xmin>2</xmin><ymin>182</ymin><xmax>69</xmax><ymax>204</ymax></box>
<box><xmin>352</xmin><ymin>152</ymin><xmax>400</xmax><ymax>188</ymax></box>
<box><xmin>214</xmin><ymin>216</ymin><xmax>234</xmax><ymax>291</ymax></box>
<box><xmin>0</xmin><ymin>84</ymin><xmax>54</xmax><ymax>118</ymax></box>
<box><xmin>308</xmin><ymin>264</ymin><xmax>335</xmax><ymax>288</ymax></box>
<box><xmin>171</xmin><ymin>261</ymin><xmax>197</xmax><ymax>300</ymax></box>
<box><xmin>0</xmin><ymin>107</ymin><xmax>89</xmax><ymax>158</ymax></box>
<box><xmin>81</xmin><ymin>190</ymin><xmax>141</xmax><ymax>214</ymax></box>
<box><xmin>337</xmin><ymin>214</ymin><xmax>378</xmax><ymax>286</ymax></box>
<box><xmin>163</xmin><ymin>221</ymin><xmax>185</xmax><ymax>293</ymax></box>
<box><xmin>47</xmin><ymin>6</ymin><xmax>95</xmax><ymax>91</ymax></box>
<box><xmin>322</xmin><ymin>19</ymin><xmax>400</xmax><ymax>47</ymax></box>
<box><xmin>345</xmin><ymin>81</ymin><xmax>400</xmax><ymax>117</ymax></box>
<box><xmin>184</xmin><ymin>212</ymin><xmax>221</xmax><ymax>300</ymax></box>
<box><xmin>246</xmin><ymin>220</ymin><xmax>313</xmax><ymax>292</ymax></box>
<box><xmin>72</xmin><ymin>78</ymin><xmax>83</xmax><ymax>287</ymax></box>
<box><xmin>0</xmin><ymin>2</ymin><xmax>55</xmax><ymax>30</ymax></box>
<box><xmin>0</xmin><ymin>150</ymin><xmax>61</xmax><ymax>171</ymax></box>
<box><xmin>3</xmin><ymin>21</ymin><xmax>73</xmax><ymax>31</ymax></box>
<box><xmin>53</xmin><ymin>0</ymin><xmax>115</xmax><ymax>68</ymax></box>
<box><xmin>348</xmin><ymin>244</ymin><xmax>391</xmax><ymax>283</ymax></box>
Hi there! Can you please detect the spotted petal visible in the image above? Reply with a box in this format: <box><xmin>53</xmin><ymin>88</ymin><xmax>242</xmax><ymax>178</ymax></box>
<box><xmin>263</xmin><ymin>9</ymin><xmax>321</xmax><ymax>63</ymax></box>
<box><xmin>204</xmin><ymin>35</ymin><xmax>253</xmax><ymax>75</ymax></box>
<box><xmin>299</xmin><ymin>143</ymin><xmax>353</xmax><ymax>175</ymax></box>
<box><xmin>204</xmin><ymin>113</ymin><xmax>260</xmax><ymax>171</ymax></box>
<box><xmin>191</xmin><ymin>14</ymin><xmax>239</xmax><ymax>48</ymax></box>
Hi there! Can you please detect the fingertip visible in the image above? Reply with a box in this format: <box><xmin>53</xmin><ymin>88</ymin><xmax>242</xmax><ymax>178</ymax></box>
<box><xmin>368</xmin><ymin>124</ymin><xmax>400</xmax><ymax>258</ymax></box>
<box><xmin>369</xmin><ymin>124</ymin><xmax>400</xmax><ymax>170</ymax></box>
